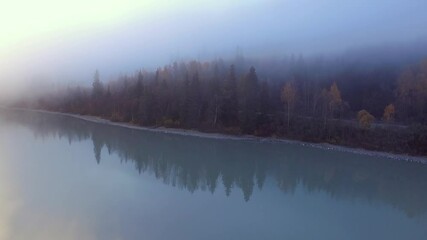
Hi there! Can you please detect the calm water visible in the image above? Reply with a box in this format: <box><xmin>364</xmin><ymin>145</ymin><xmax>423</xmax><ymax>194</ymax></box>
<box><xmin>0</xmin><ymin>109</ymin><xmax>426</xmax><ymax>240</ymax></box>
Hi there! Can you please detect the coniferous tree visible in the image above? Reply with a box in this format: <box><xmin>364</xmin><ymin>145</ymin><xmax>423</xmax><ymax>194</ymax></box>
<box><xmin>239</xmin><ymin>66</ymin><xmax>259</xmax><ymax>134</ymax></box>
<box><xmin>221</xmin><ymin>65</ymin><xmax>239</xmax><ymax>127</ymax></box>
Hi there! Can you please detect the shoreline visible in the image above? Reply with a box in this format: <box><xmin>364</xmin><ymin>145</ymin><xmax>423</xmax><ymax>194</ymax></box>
<box><xmin>3</xmin><ymin>106</ymin><xmax>427</xmax><ymax>164</ymax></box>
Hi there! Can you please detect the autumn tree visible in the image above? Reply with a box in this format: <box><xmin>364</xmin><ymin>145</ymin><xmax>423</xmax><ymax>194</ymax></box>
<box><xmin>329</xmin><ymin>82</ymin><xmax>342</xmax><ymax>118</ymax></box>
<box><xmin>318</xmin><ymin>82</ymin><xmax>343</xmax><ymax>128</ymax></box>
<box><xmin>280</xmin><ymin>81</ymin><xmax>296</xmax><ymax>129</ymax></box>
<box><xmin>383</xmin><ymin>104</ymin><xmax>395</xmax><ymax>123</ymax></box>
<box><xmin>397</xmin><ymin>60</ymin><xmax>427</xmax><ymax>122</ymax></box>
<box><xmin>396</xmin><ymin>68</ymin><xmax>416</xmax><ymax>120</ymax></box>
<box><xmin>357</xmin><ymin>110</ymin><xmax>375</xmax><ymax>129</ymax></box>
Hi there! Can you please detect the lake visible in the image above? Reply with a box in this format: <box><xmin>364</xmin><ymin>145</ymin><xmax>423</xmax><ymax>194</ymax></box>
<box><xmin>0</xmin><ymin>109</ymin><xmax>426</xmax><ymax>240</ymax></box>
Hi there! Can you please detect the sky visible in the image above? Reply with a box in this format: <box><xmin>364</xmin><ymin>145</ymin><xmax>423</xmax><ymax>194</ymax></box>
<box><xmin>0</xmin><ymin>0</ymin><xmax>427</xmax><ymax>99</ymax></box>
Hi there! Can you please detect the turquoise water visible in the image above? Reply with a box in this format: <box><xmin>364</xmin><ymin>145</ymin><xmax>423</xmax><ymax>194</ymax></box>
<box><xmin>0</xmin><ymin>109</ymin><xmax>426</xmax><ymax>240</ymax></box>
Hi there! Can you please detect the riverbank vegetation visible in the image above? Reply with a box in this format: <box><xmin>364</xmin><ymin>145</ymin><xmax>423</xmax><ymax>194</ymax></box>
<box><xmin>14</xmin><ymin>53</ymin><xmax>427</xmax><ymax>155</ymax></box>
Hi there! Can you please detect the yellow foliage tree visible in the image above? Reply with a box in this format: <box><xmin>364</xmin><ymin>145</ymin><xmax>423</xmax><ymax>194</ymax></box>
<box><xmin>397</xmin><ymin>60</ymin><xmax>427</xmax><ymax>119</ymax></box>
<box><xmin>330</xmin><ymin>82</ymin><xmax>342</xmax><ymax>105</ymax></box>
<box><xmin>383</xmin><ymin>104</ymin><xmax>395</xmax><ymax>123</ymax></box>
<box><xmin>319</xmin><ymin>82</ymin><xmax>343</xmax><ymax>128</ymax></box>
<box><xmin>281</xmin><ymin>82</ymin><xmax>297</xmax><ymax>128</ymax></box>
<box><xmin>357</xmin><ymin>110</ymin><xmax>375</xmax><ymax>129</ymax></box>
<box><xmin>329</xmin><ymin>82</ymin><xmax>342</xmax><ymax>117</ymax></box>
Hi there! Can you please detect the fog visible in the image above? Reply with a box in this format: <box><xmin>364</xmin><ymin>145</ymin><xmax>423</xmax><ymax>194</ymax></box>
<box><xmin>1</xmin><ymin>0</ymin><xmax>427</xmax><ymax>101</ymax></box>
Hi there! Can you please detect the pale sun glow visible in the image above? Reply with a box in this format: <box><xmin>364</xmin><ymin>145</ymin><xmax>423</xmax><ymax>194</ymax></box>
<box><xmin>0</xmin><ymin>0</ymin><xmax>241</xmax><ymax>54</ymax></box>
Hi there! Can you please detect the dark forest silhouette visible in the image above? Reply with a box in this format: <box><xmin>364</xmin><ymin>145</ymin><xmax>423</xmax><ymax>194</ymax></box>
<box><xmin>2</xmin><ymin>109</ymin><xmax>427</xmax><ymax>217</ymax></box>
<box><xmin>21</xmin><ymin>53</ymin><xmax>427</xmax><ymax>155</ymax></box>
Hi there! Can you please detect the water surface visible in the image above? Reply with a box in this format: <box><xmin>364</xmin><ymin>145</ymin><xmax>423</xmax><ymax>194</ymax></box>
<box><xmin>0</xmin><ymin>109</ymin><xmax>426</xmax><ymax>240</ymax></box>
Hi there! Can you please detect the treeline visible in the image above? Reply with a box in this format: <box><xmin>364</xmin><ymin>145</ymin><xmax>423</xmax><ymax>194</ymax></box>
<box><xmin>32</xmin><ymin>56</ymin><xmax>427</xmax><ymax>155</ymax></box>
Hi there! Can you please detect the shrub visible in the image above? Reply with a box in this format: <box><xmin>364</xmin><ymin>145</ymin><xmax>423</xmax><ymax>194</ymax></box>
<box><xmin>357</xmin><ymin>110</ymin><xmax>375</xmax><ymax>129</ymax></box>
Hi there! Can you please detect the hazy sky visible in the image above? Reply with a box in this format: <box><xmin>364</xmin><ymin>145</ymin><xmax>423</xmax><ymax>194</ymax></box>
<box><xmin>0</xmin><ymin>0</ymin><xmax>426</xmax><ymax>98</ymax></box>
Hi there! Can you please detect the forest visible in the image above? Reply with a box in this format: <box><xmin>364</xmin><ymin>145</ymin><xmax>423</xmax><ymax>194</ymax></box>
<box><xmin>19</xmin><ymin>51</ymin><xmax>427</xmax><ymax>155</ymax></box>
